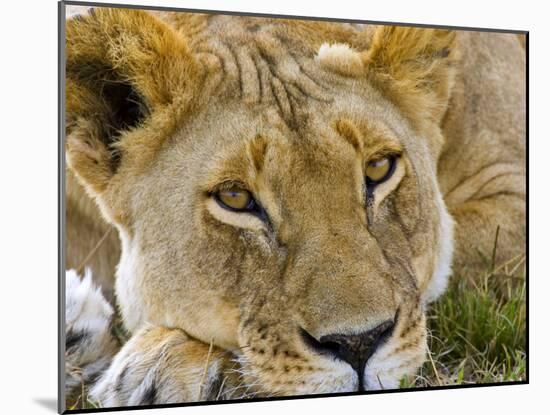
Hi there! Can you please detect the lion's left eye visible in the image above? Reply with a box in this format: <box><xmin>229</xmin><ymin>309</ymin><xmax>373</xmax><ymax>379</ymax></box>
<box><xmin>215</xmin><ymin>187</ymin><xmax>257</xmax><ymax>212</ymax></box>
<box><xmin>365</xmin><ymin>155</ymin><xmax>397</xmax><ymax>186</ymax></box>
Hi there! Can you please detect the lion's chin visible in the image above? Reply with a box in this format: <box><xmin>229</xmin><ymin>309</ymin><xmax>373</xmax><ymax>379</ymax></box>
<box><xmin>249</xmin><ymin>370</ymin><xmax>402</xmax><ymax>396</ymax></box>
<box><xmin>259</xmin><ymin>372</ymin><xmax>399</xmax><ymax>396</ymax></box>
<box><xmin>271</xmin><ymin>365</ymin><xmax>409</xmax><ymax>395</ymax></box>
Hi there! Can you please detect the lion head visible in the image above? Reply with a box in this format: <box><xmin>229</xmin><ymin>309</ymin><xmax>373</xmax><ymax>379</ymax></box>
<box><xmin>66</xmin><ymin>9</ymin><xmax>457</xmax><ymax>394</ymax></box>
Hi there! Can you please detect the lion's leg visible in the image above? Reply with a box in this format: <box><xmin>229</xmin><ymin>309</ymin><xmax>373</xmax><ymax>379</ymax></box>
<box><xmin>90</xmin><ymin>326</ymin><xmax>240</xmax><ymax>407</ymax></box>
<box><xmin>447</xmin><ymin>193</ymin><xmax>526</xmax><ymax>273</ymax></box>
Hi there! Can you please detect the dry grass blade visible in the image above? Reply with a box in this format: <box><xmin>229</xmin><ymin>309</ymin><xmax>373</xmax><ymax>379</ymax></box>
<box><xmin>427</xmin><ymin>346</ymin><xmax>442</xmax><ymax>386</ymax></box>
<box><xmin>76</xmin><ymin>227</ymin><xmax>113</xmax><ymax>275</ymax></box>
<box><xmin>490</xmin><ymin>225</ymin><xmax>501</xmax><ymax>273</ymax></box>
<box><xmin>216</xmin><ymin>376</ymin><xmax>228</xmax><ymax>400</ymax></box>
<box><xmin>198</xmin><ymin>338</ymin><xmax>215</xmax><ymax>400</ymax></box>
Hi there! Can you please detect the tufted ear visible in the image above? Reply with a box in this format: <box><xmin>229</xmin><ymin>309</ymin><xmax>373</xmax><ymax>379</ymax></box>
<box><xmin>65</xmin><ymin>8</ymin><xmax>201</xmax><ymax>201</ymax></box>
<box><xmin>360</xmin><ymin>26</ymin><xmax>458</xmax><ymax>128</ymax></box>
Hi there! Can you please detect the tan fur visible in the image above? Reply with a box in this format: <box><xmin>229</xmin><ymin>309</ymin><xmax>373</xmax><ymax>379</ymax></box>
<box><xmin>65</xmin><ymin>8</ymin><xmax>525</xmax><ymax>404</ymax></box>
<box><xmin>438</xmin><ymin>31</ymin><xmax>526</xmax><ymax>270</ymax></box>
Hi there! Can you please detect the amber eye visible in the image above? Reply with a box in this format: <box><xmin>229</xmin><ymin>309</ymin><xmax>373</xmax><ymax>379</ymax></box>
<box><xmin>215</xmin><ymin>187</ymin><xmax>256</xmax><ymax>211</ymax></box>
<box><xmin>365</xmin><ymin>156</ymin><xmax>397</xmax><ymax>186</ymax></box>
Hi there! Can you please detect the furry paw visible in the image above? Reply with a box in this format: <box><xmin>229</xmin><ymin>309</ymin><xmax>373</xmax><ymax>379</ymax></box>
<box><xmin>91</xmin><ymin>325</ymin><xmax>237</xmax><ymax>407</ymax></box>
<box><xmin>65</xmin><ymin>269</ymin><xmax>117</xmax><ymax>396</ymax></box>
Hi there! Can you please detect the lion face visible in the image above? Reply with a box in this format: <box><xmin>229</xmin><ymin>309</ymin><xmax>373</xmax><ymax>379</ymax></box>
<box><xmin>66</xmin><ymin>10</ymin><xmax>456</xmax><ymax>394</ymax></box>
<box><xmin>115</xmin><ymin>94</ymin><xmax>453</xmax><ymax>394</ymax></box>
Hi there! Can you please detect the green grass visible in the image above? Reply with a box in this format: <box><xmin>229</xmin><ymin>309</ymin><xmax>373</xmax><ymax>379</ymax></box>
<box><xmin>401</xmin><ymin>251</ymin><xmax>526</xmax><ymax>388</ymax></box>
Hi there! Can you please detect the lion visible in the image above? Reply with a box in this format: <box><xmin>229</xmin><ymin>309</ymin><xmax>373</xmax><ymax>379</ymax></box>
<box><xmin>63</xmin><ymin>7</ymin><xmax>526</xmax><ymax>408</ymax></box>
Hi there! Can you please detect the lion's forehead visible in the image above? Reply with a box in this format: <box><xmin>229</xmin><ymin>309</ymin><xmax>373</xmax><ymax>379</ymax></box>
<box><xmin>155</xmin><ymin>13</ymin><xmax>400</xmax><ymax>141</ymax></box>
<box><xmin>181</xmin><ymin>17</ymin><xmax>354</xmax><ymax>129</ymax></box>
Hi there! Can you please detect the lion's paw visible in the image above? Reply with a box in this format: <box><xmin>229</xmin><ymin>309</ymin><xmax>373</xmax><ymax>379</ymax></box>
<box><xmin>91</xmin><ymin>325</ymin><xmax>235</xmax><ymax>407</ymax></box>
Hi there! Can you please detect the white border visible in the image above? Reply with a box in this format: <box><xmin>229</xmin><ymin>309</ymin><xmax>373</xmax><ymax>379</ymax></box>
<box><xmin>1</xmin><ymin>0</ymin><xmax>544</xmax><ymax>414</ymax></box>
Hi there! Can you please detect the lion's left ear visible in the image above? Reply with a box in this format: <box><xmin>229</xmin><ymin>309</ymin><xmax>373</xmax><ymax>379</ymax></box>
<box><xmin>361</xmin><ymin>26</ymin><xmax>458</xmax><ymax>128</ymax></box>
<box><xmin>65</xmin><ymin>8</ymin><xmax>202</xmax><ymax>223</ymax></box>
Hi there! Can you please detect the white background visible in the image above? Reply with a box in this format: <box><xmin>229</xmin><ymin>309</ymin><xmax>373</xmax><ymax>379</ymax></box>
<box><xmin>0</xmin><ymin>0</ymin><xmax>544</xmax><ymax>413</ymax></box>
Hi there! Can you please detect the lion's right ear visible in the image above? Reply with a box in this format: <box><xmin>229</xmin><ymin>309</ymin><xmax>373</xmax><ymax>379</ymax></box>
<box><xmin>360</xmin><ymin>26</ymin><xmax>458</xmax><ymax>128</ymax></box>
<box><xmin>65</xmin><ymin>8</ymin><xmax>200</xmax><ymax>196</ymax></box>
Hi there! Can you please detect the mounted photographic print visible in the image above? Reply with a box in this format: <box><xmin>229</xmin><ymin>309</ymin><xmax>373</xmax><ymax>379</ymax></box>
<box><xmin>59</xmin><ymin>1</ymin><xmax>527</xmax><ymax>412</ymax></box>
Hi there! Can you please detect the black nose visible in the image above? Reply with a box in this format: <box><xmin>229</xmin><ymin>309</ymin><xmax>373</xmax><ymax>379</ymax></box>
<box><xmin>301</xmin><ymin>320</ymin><xmax>395</xmax><ymax>386</ymax></box>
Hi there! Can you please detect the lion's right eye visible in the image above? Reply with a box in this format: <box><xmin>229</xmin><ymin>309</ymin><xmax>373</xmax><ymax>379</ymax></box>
<box><xmin>365</xmin><ymin>155</ymin><xmax>397</xmax><ymax>187</ymax></box>
<box><xmin>215</xmin><ymin>187</ymin><xmax>257</xmax><ymax>212</ymax></box>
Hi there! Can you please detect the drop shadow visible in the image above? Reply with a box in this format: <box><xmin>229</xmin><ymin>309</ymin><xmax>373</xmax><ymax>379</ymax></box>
<box><xmin>34</xmin><ymin>398</ymin><xmax>58</xmax><ymax>413</ymax></box>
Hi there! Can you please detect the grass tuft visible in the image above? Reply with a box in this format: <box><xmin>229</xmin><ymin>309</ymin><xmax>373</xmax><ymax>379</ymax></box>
<box><xmin>402</xmin><ymin>252</ymin><xmax>526</xmax><ymax>388</ymax></box>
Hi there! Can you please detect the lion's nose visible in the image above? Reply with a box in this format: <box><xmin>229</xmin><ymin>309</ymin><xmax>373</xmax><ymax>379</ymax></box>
<box><xmin>301</xmin><ymin>320</ymin><xmax>395</xmax><ymax>381</ymax></box>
